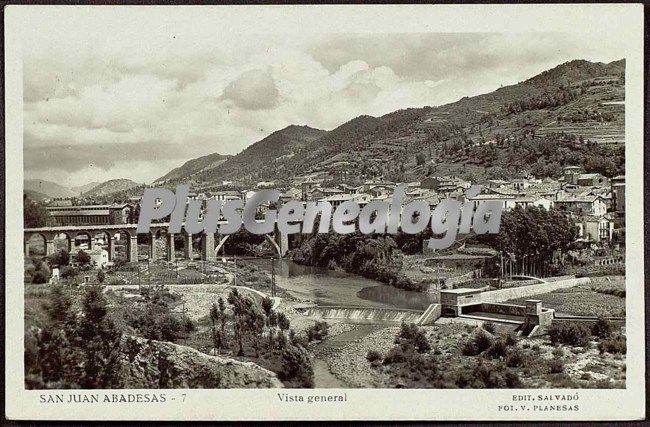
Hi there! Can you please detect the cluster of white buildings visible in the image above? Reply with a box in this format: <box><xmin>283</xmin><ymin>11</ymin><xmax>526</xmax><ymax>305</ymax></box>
<box><xmin>132</xmin><ymin>165</ymin><xmax>624</xmax><ymax>248</ymax></box>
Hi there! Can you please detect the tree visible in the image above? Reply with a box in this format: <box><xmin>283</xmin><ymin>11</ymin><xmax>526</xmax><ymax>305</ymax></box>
<box><xmin>24</xmin><ymin>195</ymin><xmax>48</xmax><ymax>228</ymax></box>
<box><xmin>475</xmin><ymin>206</ymin><xmax>577</xmax><ymax>276</ymax></box>
<box><xmin>261</xmin><ymin>297</ymin><xmax>275</xmax><ymax>347</ymax></box>
<box><xmin>209</xmin><ymin>302</ymin><xmax>222</xmax><ymax>351</ymax></box>
<box><xmin>246</xmin><ymin>307</ymin><xmax>266</xmax><ymax>358</ymax></box>
<box><xmin>75</xmin><ymin>250</ymin><xmax>91</xmax><ymax>266</ymax></box>
<box><xmin>75</xmin><ymin>285</ymin><xmax>124</xmax><ymax>388</ymax></box>
<box><xmin>44</xmin><ymin>285</ymin><xmax>73</xmax><ymax>324</ymax></box>
<box><xmin>31</xmin><ymin>259</ymin><xmax>51</xmax><ymax>284</ymax></box>
<box><xmin>227</xmin><ymin>289</ymin><xmax>247</xmax><ymax>356</ymax></box>
<box><xmin>27</xmin><ymin>284</ymin><xmax>124</xmax><ymax>389</ymax></box>
<box><xmin>218</xmin><ymin>297</ymin><xmax>227</xmax><ymax>348</ymax></box>
<box><xmin>276</xmin><ymin>312</ymin><xmax>290</xmax><ymax>348</ymax></box>
<box><xmin>49</xmin><ymin>249</ymin><xmax>70</xmax><ymax>268</ymax></box>
<box><xmin>268</xmin><ymin>311</ymin><xmax>278</xmax><ymax>348</ymax></box>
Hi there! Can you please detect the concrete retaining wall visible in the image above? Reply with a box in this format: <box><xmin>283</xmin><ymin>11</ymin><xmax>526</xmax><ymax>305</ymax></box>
<box><xmin>464</xmin><ymin>302</ymin><xmax>528</xmax><ymax>316</ymax></box>
<box><xmin>417</xmin><ymin>304</ymin><xmax>441</xmax><ymax>325</ymax></box>
<box><xmin>480</xmin><ymin>277</ymin><xmax>591</xmax><ymax>303</ymax></box>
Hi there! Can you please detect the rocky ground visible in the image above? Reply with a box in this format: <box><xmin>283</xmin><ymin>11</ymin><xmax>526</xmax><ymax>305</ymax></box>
<box><xmin>317</xmin><ymin>326</ymin><xmax>394</xmax><ymax>388</ymax></box>
<box><xmin>120</xmin><ymin>335</ymin><xmax>283</xmax><ymax>388</ymax></box>
<box><xmin>315</xmin><ymin>320</ymin><xmax>626</xmax><ymax>389</ymax></box>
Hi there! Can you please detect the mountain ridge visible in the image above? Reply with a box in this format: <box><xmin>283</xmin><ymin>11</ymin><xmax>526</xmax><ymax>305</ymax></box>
<box><xmin>154</xmin><ymin>58</ymin><xmax>624</xmax><ymax>188</ymax></box>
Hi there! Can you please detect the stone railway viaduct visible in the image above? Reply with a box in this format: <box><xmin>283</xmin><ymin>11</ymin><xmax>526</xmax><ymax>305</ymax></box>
<box><xmin>24</xmin><ymin>221</ymin><xmax>290</xmax><ymax>263</ymax></box>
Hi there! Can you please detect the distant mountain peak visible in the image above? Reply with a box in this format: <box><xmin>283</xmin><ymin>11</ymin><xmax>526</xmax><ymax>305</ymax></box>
<box><xmin>83</xmin><ymin>179</ymin><xmax>140</xmax><ymax>198</ymax></box>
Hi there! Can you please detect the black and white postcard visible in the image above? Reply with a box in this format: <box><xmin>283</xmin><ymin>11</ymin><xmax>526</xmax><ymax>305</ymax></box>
<box><xmin>4</xmin><ymin>3</ymin><xmax>645</xmax><ymax>422</ymax></box>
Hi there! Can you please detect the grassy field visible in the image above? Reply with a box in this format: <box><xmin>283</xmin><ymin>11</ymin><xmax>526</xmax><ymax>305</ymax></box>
<box><xmin>508</xmin><ymin>282</ymin><xmax>625</xmax><ymax>317</ymax></box>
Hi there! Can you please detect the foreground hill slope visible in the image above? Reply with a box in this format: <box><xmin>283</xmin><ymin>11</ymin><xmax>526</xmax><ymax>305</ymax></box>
<box><xmin>120</xmin><ymin>336</ymin><xmax>283</xmax><ymax>389</ymax></box>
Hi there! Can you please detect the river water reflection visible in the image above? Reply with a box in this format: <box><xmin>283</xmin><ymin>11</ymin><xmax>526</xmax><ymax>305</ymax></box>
<box><xmin>245</xmin><ymin>259</ymin><xmax>438</xmax><ymax>310</ymax></box>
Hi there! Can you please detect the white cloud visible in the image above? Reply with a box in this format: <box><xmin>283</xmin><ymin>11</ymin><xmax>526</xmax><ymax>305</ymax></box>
<box><xmin>21</xmin><ymin>22</ymin><xmax>626</xmax><ymax>187</ymax></box>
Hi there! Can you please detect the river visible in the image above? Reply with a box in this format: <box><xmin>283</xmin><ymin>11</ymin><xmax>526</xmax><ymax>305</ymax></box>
<box><xmin>245</xmin><ymin>259</ymin><xmax>438</xmax><ymax>310</ymax></box>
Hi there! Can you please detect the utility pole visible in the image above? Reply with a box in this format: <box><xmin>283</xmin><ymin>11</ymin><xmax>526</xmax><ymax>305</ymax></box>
<box><xmin>271</xmin><ymin>256</ymin><xmax>276</xmax><ymax>297</ymax></box>
<box><xmin>499</xmin><ymin>252</ymin><xmax>504</xmax><ymax>289</ymax></box>
<box><xmin>181</xmin><ymin>301</ymin><xmax>186</xmax><ymax>345</ymax></box>
<box><xmin>232</xmin><ymin>255</ymin><xmax>237</xmax><ymax>286</ymax></box>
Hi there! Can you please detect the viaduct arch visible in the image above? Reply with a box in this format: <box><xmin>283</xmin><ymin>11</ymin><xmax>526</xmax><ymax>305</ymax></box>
<box><xmin>24</xmin><ymin>221</ymin><xmax>290</xmax><ymax>263</ymax></box>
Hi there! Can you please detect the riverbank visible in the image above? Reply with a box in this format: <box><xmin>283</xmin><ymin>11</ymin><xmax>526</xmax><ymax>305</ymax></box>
<box><xmin>288</xmin><ymin>233</ymin><xmax>428</xmax><ymax>292</ymax></box>
<box><xmin>244</xmin><ymin>258</ymin><xmax>438</xmax><ymax>311</ymax></box>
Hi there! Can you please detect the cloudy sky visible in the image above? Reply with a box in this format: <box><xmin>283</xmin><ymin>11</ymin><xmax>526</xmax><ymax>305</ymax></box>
<box><xmin>22</xmin><ymin>11</ymin><xmax>626</xmax><ymax>187</ymax></box>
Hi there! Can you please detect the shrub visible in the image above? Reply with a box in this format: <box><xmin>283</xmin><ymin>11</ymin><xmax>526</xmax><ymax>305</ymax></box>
<box><xmin>183</xmin><ymin>317</ymin><xmax>196</xmax><ymax>334</ymax></box>
<box><xmin>306</xmin><ymin>321</ymin><xmax>329</xmax><ymax>342</ymax></box>
<box><xmin>505</xmin><ymin>348</ymin><xmax>525</xmax><ymax>367</ymax></box>
<box><xmin>279</xmin><ymin>345</ymin><xmax>314</xmax><ymax>388</ymax></box>
<box><xmin>383</xmin><ymin>345</ymin><xmax>409</xmax><ymax>365</ymax></box>
<box><xmin>482</xmin><ymin>321</ymin><xmax>496</xmax><ymax>334</ymax></box>
<box><xmin>469</xmin><ymin>359</ymin><xmax>520</xmax><ymax>389</ymax></box>
<box><xmin>60</xmin><ymin>265</ymin><xmax>78</xmax><ymax>279</ymax></box>
<box><xmin>49</xmin><ymin>249</ymin><xmax>70</xmax><ymax>267</ymax></box>
<box><xmin>289</xmin><ymin>330</ymin><xmax>309</xmax><ymax>348</ymax></box>
<box><xmin>75</xmin><ymin>250</ymin><xmax>91</xmax><ymax>265</ymax></box>
<box><xmin>366</xmin><ymin>350</ymin><xmax>382</xmax><ymax>363</ymax></box>
<box><xmin>97</xmin><ymin>270</ymin><xmax>105</xmax><ymax>284</ymax></box>
<box><xmin>462</xmin><ymin>330</ymin><xmax>493</xmax><ymax>356</ymax></box>
<box><xmin>486</xmin><ymin>339</ymin><xmax>508</xmax><ymax>359</ymax></box>
<box><xmin>462</xmin><ymin>340</ymin><xmax>479</xmax><ymax>356</ymax></box>
<box><xmin>505</xmin><ymin>334</ymin><xmax>517</xmax><ymax>346</ymax></box>
<box><xmin>396</xmin><ymin>323</ymin><xmax>431</xmax><ymax>353</ymax></box>
<box><xmin>547</xmin><ymin>322</ymin><xmax>591</xmax><ymax>347</ymax></box>
<box><xmin>549</xmin><ymin>357</ymin><xmax>564</xmax><ymax>373</ymax></box>
<box><xmin>473</xmin><ymin>330</ymin><xmax>493</xmax><ymax>353</ymax></box>
<box><xmin>31</xmin><ymin>271</ymin><xmax>48</xmax><ymax>284</ymax></box>
<box><xmin>598</xmin><ymin>334</ymin><xmax>626</xmax><ymax>354</ymax></box>
<box><xmin>592</xmin><ymin>318</ymin><xmax>614</xmax><ymax>339</ymax></box>
<box><xmin>504</xmin><ymin>370</ymin><xmax>522</xmax><ymax>388</ymax></box>
<box><xmin>382</xmin><ymin>342</ymin><xmax>439</xmax><ymax>385</ymax></box>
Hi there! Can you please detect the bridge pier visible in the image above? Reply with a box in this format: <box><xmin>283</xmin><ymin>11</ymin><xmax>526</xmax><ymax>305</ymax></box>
<box><xmin>271</xmin><ymin>227</ymin><xmax>289</xmax><ymax>258</ymax></box>
<box><xmin>45</xmin><ymin>239</ymin><xmax>55</xmax><ymax>257</ymax></box>
<box><xmin>128</xmin><ymin>235</ymin><xmax>138</xmax><ymax>263</ymax></box>
<box><xmin>107</xmin><ymin>235</ymin><xmax>115</xmax><ymax>261</ymax></box>
<box><xmin>201</xmin><ymin>233</ymin><xmax>215</xmax><ymax>260</ymax></box>
<box><xmin>148</xmin><ymin>232</ymin><xmax>156</xmax><ymax>260</ymax></box>
<box><xmin>166</xmin><ymin>233</ymin><xmax>175</xmax><ymax>262</ymax></box>
<box><xmin>278</xmin><ymin>232</ymin><xmax>289</xmax><ymax>258</ymax></box>
<box><xmin>183</xmin><ymin>233</ymin><xmax>193</xmax><ymax>260</ymax></box>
